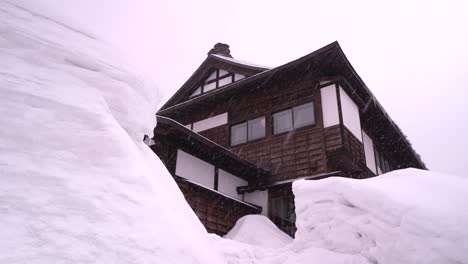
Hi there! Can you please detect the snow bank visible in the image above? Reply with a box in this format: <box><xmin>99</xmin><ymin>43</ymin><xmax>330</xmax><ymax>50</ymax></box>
<box><xmin>214</xmin><ymin>169</ymin><xmax>468</xmax><ymax>264</ymax></box>
<box><xmin>224</xmin><ymin>215</ymin><xmax>292</xmax><ymax>248</ymax></box>
<box><xmin>293</xmin><ymin>168</ymin><xmax>468</xmax><ymax>264</ymax></box>
<box><xmin>0</xmin><ymin>2</ymin><xmax>223</xmax><ymax>263</ymax></box>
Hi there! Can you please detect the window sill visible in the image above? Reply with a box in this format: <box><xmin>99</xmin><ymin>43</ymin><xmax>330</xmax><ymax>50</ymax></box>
<box><xmin>230</xmin><ymin>136</ymin><xmax>267</xmax><ymax>148</ymax></box>
<box><xmin>271</xmin><ymin>124</ymin><xmax>317</xmax><ymax>138</ymax></box>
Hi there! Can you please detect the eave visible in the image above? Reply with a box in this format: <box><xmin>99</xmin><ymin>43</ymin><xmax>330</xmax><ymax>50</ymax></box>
<box><xmin>153</xmin><ymin>115</ymin><xmax>269</xmax><ymax>183</ymax></box>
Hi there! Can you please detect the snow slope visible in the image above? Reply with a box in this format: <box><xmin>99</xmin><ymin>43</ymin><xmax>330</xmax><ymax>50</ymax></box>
<box><xmin>215</xmin><ymin>169</ymin><xmax>468</xmax><ymax>264</ymax></box>
<box><xmin>293</xmin><ymin>168</ymin><xmax>468</xmax><ymax>264</ymax></box>
<box><xmin>224</xmin><ymin>215</ymin><xmax>292</xmax><ymax>248</ymax></box>
<box><xmin>0</xmin><ymin>2</ymin><xmax>223</xmax><ymax>263</ymax></box>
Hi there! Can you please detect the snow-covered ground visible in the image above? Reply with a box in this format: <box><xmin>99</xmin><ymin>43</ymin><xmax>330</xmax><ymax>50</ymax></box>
<box><xmin>2</xmin><ymin>2</ymin><xmax>467</xmax><ymax>264</ymax></box>
<box><xmin>0</xmin><ymin>2</ymin><xmax>223</xmax><ymax>263</ymax></box>
<box><xmin>293</xmin><ymin>168</ymin><xmax>468</xmax><ymax>264</ymax></box>
<box><xmin>224</xmin><ymin>215</ymin><xmax>292</xmax><ymax>248</ymax></box>
<box><xmin>215</xmin><ymin>169</ymin><xmax>468</xmax><ymax>264</ymax></box>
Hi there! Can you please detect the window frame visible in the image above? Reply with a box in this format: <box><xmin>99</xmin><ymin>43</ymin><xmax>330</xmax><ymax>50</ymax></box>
<box><xmin>230</xmin><ymin>116</ymin><xmax>266</xmax><ymax>146</ymax></box>
<box><xmin>230</xmin><ymin>122</ymin><xmax>248</xmax><ymax>146</ymax></box>
<box><xmin>270</xmin><ymin>196</ymin><xmax>296</xmax><ymax>224</ymax></box>
<box><xmin>272</xmin><ymin>101</ymin><xmax>316</xmax><ymax>135</ymax></box>
<box><xmin>374</xmin><ymin>146</ymin><xmax>393</xmax><ymax>175</ymax></box>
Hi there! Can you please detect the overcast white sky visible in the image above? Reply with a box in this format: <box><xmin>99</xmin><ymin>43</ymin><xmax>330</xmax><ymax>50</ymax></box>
<box><xmin>18</xmin><ymin>0</ymin><xmax>468</xmax><ymax>175</ymax></box>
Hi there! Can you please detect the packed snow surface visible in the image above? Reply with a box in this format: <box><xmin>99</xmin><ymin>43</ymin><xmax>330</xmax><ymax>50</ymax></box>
<box><xmin>224</xmin><ymin>215</ymin><xmax>292</xmax><ymax>248</ymax></box>
<box><xmin>215</xmin><ymin>169</ymin><xmax>468</xmax><ymax>264</ymax></box>
<box><xmin>0</xmin><ymin>2</ymin><xmax>223</xmax><ymax>263</ymax></box>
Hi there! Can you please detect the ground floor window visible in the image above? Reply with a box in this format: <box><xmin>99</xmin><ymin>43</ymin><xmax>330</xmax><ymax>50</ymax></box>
<box><xmin>269</xmin><ymin>185</ymin><xmax>296</xmax><ymax>237</ymax></box>
<box><xmin>271</xmin><ymin>197</ymin><xmax>296</xmax><ymax>223</ymax></box>
<box><xmin>375</xmin><ymin>147</ymin><xmax>392</xmax><ymax>174</ymax></box>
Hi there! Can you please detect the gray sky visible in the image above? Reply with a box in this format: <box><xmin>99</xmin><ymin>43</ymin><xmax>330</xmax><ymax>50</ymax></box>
<box><xmin>18</xmin><ymin>0</ymin><xmax>468</xmax><ymax>175</ymax></box>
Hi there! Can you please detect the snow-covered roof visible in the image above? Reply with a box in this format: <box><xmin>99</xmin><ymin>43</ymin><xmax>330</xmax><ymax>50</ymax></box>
<box><xmin>212</xmin><ymin>54</ymin><xmax>272</xmax><ymax>70</ymax></box>
<box><xmin>177</xmin><ymin>177</ymin><xmax>262</xmax><ymax>212</ymax></box>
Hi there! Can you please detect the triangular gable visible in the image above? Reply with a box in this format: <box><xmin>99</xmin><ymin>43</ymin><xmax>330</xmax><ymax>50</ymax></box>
<box><xmin>159</xmin><ymin>52</ymin><xmax>269</xmax><ymax>111</ymax></box>
<box><xmin>189</xmin><ymin>68</ymin><xmax>246</xmax><ymax>98</ymax></box>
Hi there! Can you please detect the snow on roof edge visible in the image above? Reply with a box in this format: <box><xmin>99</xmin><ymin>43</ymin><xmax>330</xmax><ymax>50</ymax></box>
<box><xmin>212</xmin><ymin>54</ymin><xmax>272</xmax><ymax>70</ymax></box>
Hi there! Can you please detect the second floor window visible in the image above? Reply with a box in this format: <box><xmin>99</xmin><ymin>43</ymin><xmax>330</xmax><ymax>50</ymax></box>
<box><xmin>231</xmin><ymin>117</ymin><xmax>266</xmax><ymax>146</ymax></box>
<box><xmin>273</xmin><ymin>102</ymin><xmax>315</xmax><ymax>135</ymax></box>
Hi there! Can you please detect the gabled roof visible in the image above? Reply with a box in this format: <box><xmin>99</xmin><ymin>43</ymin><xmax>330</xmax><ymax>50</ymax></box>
<box><xmin>157</xmin><ymin>41</ymin><xmax>426</xmax><ymax>170</ymax></box>
<box><xmin>159</xmin><ymin>43</ymin><xmax>269</xmax><ymax>111</ymax></box>
<box><xmin>158</xmin><ymin>41</ymin><xmax>338</xmax><ymax>115</ymax></box>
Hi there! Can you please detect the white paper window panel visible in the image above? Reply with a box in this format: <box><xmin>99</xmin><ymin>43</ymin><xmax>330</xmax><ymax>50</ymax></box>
<box><xmin>206</xmin><ymin>71</ymin><xmax>217</xmax><ymax>81</ymax></box>
<box><xmin>362</xmin><ymin>131</ymin><xmax>377</xmax><ymax>174</ymax></box>
<box><xmin>243</xmin><ymin>190</ymin><xmax>269</xmax><ymax>216</ymax></box>
<box><xmin>320</xmin><ymin>84</ymin><xmax>340</xmax><ymax>127</ymax></box>
<box><xmin>192</xmin><ymin>112</ymin><xmax>228</xmax><ymax>133</ymax></box>
<box><xmin>204</xmin><ymin>81</ymin><xmax>217</xmax><ymax>92</ymax></box>
<box><xmin>218</xmin><ymin>169</ymin><xmax>247</xmax><ymax>199</ymax></box>
<box><xmin>190</xmin><ymin>87</ymin><xmax>201</xmax><ymax>97</ymax></box>
<box><xmin>175</xmin><ymin>150</ymin><xmax>214</xmax><ymax>188</ymax></box>
<box><xmin>184</xmin><ymin>124</ymin><xmax>192</xmax><ymax>130</ymax></box>
<box><xmin>339</xmin><ymin>87</ymin><xmax>362</xmax><ymax>142</ymax></box>
<box><xmin>218</xmin><ymin>69</ymin><xmax>229</xmax><ymax>77</ymax></box>
<box><xmin>218</xmin><ymin>76</ymin><xmax>232</xmax><ymax>87</ymax></box>
<box><xmin>234</xmin><ymin>73</ymin><xmax>246</xmax><ymax>81</ymax></box>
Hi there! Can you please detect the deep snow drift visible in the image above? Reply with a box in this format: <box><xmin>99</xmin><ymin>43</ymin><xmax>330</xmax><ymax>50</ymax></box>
<box><xmin>0</xmin><ymin>2</ymin><xmax>223</xmax><ymax>263</ymax></box>
<box><xmin>293</xmin><ymin>168</ymin><xmax>468</xmax><ymax>264</ymax></box>
<box><xmin>215</xmin><ymin>169</ymin><xmax>468</xmax><ymax>264</ymax></box>
<box><xmin>224</xmin><ymin>215</ymin><xmax>292</xmax><ymax>248</ymax></box>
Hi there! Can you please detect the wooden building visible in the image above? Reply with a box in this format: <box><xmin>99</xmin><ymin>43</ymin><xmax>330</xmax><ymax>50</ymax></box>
<box><xmin>150</xmin><ymin>42</ymin><xmax>426</xmax><ymax>237</ymax></box>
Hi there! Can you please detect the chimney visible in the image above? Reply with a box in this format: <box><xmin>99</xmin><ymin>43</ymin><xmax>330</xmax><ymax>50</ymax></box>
<box><xmin>207</xmin><ymin>43</ymin><xmax>232</xmax><ymax>58</ymax></box>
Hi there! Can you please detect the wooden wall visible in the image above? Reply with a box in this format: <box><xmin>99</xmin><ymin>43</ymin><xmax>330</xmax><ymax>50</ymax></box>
<box><xmin>324</xmin><ymin>125</ymin><xmax>343</xmax><ymax>153</ymax></box>
<box><xmin>150</xmin><ymin>138</ymin><xmax>177</xmax><ymax>175</ymax></box>
<box><xmin>343</xmin><ymin>126</ymin><xmax>366</xmax><ymax>169</ymax></box>
<box><xmin>198</xmin><ymin>126</ymin><xmax>228</xmax><ymax>146</ymax></box>
<box><xmin>177</xmin><ymin>179</ymin><xmax>259</xmax><ymax>236</ymax></box>
<box><xmin>231</xmin><ymin>127</ymin><xmax>326</xmax><ymax>183</ymax></box>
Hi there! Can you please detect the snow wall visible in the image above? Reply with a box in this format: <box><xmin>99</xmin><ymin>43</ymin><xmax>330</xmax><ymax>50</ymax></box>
<box><xmin>0</xmin><ymin>2</ymin><xmax>223</xmax><ymax>263</ymax></box>
<box><xmin>293</xmin><ymin>168</ymin><xmax>468</xmax><ymax>264</ymax></box>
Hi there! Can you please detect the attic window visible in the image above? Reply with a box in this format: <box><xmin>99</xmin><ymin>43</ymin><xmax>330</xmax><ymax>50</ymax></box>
<box><xmin>234</xmin><ymin>73</ymin><xmax>245</xmax><ymax>81</ymax></box>
<box><xmin>191</xmin><ymin>87</ymin><xmax>201</xmax><ymax>97</ymax></box>
<box><xmin>189</xmin><ymin>69</ymin><xmax>246</xmax><ymax>97</ymax></box>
